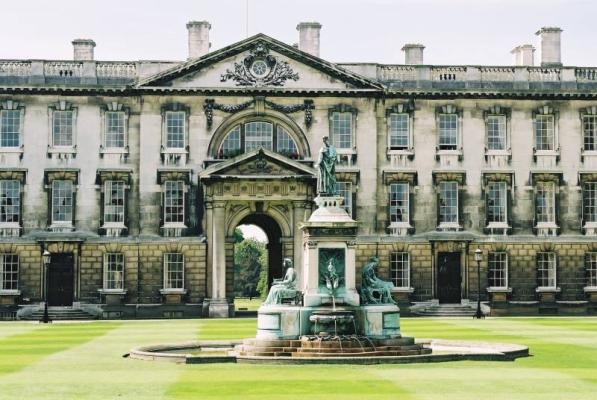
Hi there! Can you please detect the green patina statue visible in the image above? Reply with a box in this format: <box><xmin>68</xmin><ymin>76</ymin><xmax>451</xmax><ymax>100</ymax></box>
<box><xmin>316</xmin><ymin>136</ymin><xmax>337</xmax><ymax>196</ymax></box>
<box><xmin>263</xmin><ymin>258</ymin><xmax>297</xmax><ymax>305</ymax></box>
<box><xmin>360</xmin><ymin>256</ymin><xmax>396</xmax><ymax>305</ymax></box>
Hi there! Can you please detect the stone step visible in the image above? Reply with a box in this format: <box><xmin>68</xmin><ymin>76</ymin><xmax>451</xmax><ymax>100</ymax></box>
<box><xmin>23</xmin><ymin>309</ymin><xmax>96</xmax><ymax>321</ymax></box>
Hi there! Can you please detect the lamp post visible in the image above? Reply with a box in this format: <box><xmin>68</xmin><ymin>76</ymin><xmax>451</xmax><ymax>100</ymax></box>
<box><xmin>41</xmin><ymin>250</ymin><xmax>52</xmax><ymax>323</ymax></box>
<box><xmin>473</xmin><ymin>247</ymin><xmax>484</xmax><ymax>319</ymax></box>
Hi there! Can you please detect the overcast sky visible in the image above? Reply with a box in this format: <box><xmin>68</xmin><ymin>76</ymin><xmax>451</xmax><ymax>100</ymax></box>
<box><xmin>1</xmin><ymin>0</ymin><xmax>595</xmax><ymax>66</ymax></box>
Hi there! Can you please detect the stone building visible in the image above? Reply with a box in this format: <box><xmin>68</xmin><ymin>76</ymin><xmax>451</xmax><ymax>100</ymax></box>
<box><xmin>0</xmin><ymin>22</ymin><xmax>596</xmax><ymax>319</ymax></box>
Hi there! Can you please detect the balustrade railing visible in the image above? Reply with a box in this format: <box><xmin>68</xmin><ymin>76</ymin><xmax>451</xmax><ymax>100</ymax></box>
<box><xmin>0</xmin><ymin>61</ymin><xmax>31</xmax><ymax>76</ymax></box>
<box><xmin>528</xmin><ymin>67</ymin><xmax>560</xmax><ymax>82</ymax></box>
<box><xmin>44</xmin><ymin>62</ymin><xmax>83</xmax><ymax>78</ymax></box>
<box><xmin>480</xmin><ymin>67</ymin><xmax>515</xmax><ymax>82</ymax></box>
<box><xmin>96</xmin><ymin>62</ymin><xmax>137</xmax><ymax>79</ymax></box>
<box><xmin>431</xmin><ymin>66</ymin><xmax>466</xmax><ymax>81</ymax></box>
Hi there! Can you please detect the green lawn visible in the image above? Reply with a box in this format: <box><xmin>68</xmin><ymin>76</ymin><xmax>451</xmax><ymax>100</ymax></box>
<box><xmin>0</xmin><ymin>318</ymin><xmax>596</xmax><ymax>399</ymax></box>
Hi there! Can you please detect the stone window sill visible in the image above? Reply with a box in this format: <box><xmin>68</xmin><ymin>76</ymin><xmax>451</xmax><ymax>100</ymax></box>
<box><xmin>583</xmin><ymin>286</ymin><xmax>597</xmax><ymax>293</ymax></box>
<box><xmin>437</xmin><ymin>222</ymin><xmax>461</xmax><ymax>231</ymax></box>
<box><xmin>49</xmin><ymin>223</ymin><xmax>74</xmax><ymax>232</ymax></box>
<box><xmin>98</xmin><ymin>289</ymin><xmax>127</xmax><ymax>295</ymax></box>
<box><xmin>486</xmin><ymin>287</ymin><xmax>512</xmax><ymax>293</ymax></box>
<box><xmin>391</xmin><ymin>287</ymin><xmax>414</xmax><ymax>293</ymax></box>
<box><xmin>159</xmin><ymin>288</ymin><xmax>187</xmax><ymax>295</ymax></box>
<box><xmin>100</xmin><ymin>147</ymin><xmax>128</xmax><ymax>154</ymax></box>
<box><xmin>535</xmin><ymin>287</ymin><xmax>561</xmax><ymax>293</ymax></box>
<box><xmin>0</xmin><ymin>147</ymin><xmax>23</xmax><ymax>154</ymax></box>
<box><xmin>0</xmin><ymin>290</ymin><xmax>20</xmax><ymax>296</ymax></box>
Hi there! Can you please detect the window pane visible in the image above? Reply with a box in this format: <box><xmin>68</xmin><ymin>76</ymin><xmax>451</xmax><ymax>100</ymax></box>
<box><xmin>1</xmin><ymin>254</ymin><xmax>19</xmax><ymax>291</ymax></box>
<box><xmin>487</xmin><ymin>182</ymin><xmax>507</xmax><ymax>223</ymax></box>
<box><xmin>336</xmin><ymin>181</ymin><xmax>352</xmax><ymax>217</ymax></box>
<box><xmin>390</xmin><ymin>183</ymin><xmax>409</xmax><ymax>223</ymax></box>
<box><xmin>438</xmin><ymin>114</ymin><xmax>458</xmax><ymax>150</ymax></box>
<box><xmin>584</xmin><ymin>182</ymin><xmax>597</xmax><ymax>223</ymax></box>
<box><xmin>536</xmin><ymin>181</ymin><xmax>555</xmax><ymax>223</ymax></box>
<box><xmin>586</xmin><ymin>252</ymin><xmax>597</xmax><ymax>287</ymax></box>
<box><xmin>390</xmin><ymin>252</ymin><xmax>409</xmax><ymax>288</ymax></box>
<box><xmin>487</xmin><ymin>115</ymin><xmax>506</xmax><ymax>150</ymax></box>
<box><xmin>0</xmin><ymin>180</ymin><xmax>20</xmax><ymax>223</ymax></box>
<box><xmin>219</xmin><ymin>125</ymin><xmax>241</xmax><ymax>158</ymax></box>
<box><xmin>164</xmin><ymin>181</ymin><xmax>184</xmax><ymax>223</ymax></box>
<box><xmin>105</xmin><ymin>111</ymin><xmax>125</xmax><ymax>148</ymax></box>
<box><xmin>245</xmin><ymin>122</ymin><xmax>273</xmax><ymax>151</ymax></box>
<box><xmin>488</xmin><ymin>252</ymin><xmax>507</xmax><ymax>288</ymax></box>
<box><xmin>276</xmin><ymin>126</ymin><xmax>298</xmax><ymax>157</ymax></box>
<box><xmin>439</xmin><ymin>181</ymin><xmax>458</xmax><ymax>223</ymax></box>
<box><xmin>389</xmin><ymin>113</ymin><xmax>409</xmax><ymax>149</ymax></box>
<box><xmin>331</xmin><ymin>112</ymin><xmax>352</xmax><ymax>149</ymax></box>
<box><xmin>104</xmin><ymin>181</ymin><xmax>125</xmax><ymax>223</ymax></box>
<box><xmin>52</xmin><ymin>110</ymin><xmax>73</xmax><ymax>146</ymax></box>
<box><xmin>166</xmin><ymin>111</ymin><xmax>185</xmax><ymax>149</ymax></box>
<box><xmin>583</xmin><ymin>115</ymin><xmax>597</xmax><ymax>151</ymax></box>
<box><xmin>52</xmin><ymin>180</ymin><xmax>73</xmax><ymax>223</ymax></box>
<box><xmin>104</xmin><ymin>253</ymin><xmax>124</xmax><ymax>290</ymax></box>
<box><xmin>537</xmin><ymin>252</ymin><xmax>556</xmax><ymax>288</ymax></box>
<box><xmin>535</xmin><ymin>115</ymin><xmax>554</xmax><ymax>151</ymax></box>
<box><xmin>0</xmin><ymin>110</ymin><xmax>20</xmax><ymax>147</ymax></box>
<box><xmin>165</xmin><ymin>253</ymin><xmax>184</xmax><ymax>289</ymax></box>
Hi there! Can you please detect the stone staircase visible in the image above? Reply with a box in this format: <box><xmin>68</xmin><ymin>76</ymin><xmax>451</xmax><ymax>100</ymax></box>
<box><xmin>410</xmin><ymin>302</ymin><xmax>481</xmax><ymax>317</ymax></box>
<box><xmin>20</xmin><ymin>306</ymin><xmax>97</xmax><ymax>321</ymax></box>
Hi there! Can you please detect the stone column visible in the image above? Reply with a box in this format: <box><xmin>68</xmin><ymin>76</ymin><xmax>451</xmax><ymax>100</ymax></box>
<box><xmin>205</xmin><ymin>202</ymin><xmax>214</xmax><ymax>297</ymax></box>
<box><xmin>209</xmin><ymin>202</ymin><xmax>229</xmax><ymax>317</ymax></box>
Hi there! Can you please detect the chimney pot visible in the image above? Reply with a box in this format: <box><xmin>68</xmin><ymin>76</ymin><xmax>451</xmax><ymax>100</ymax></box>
<box><xmin>296</xmin><ymin>22</ymin><xmax>322</xmax><ymax>57</ymax></box>
<box><xmin>510</xmin><ymin>44</ymin><xmax>535</xmax><ymax>66</ymax></box>
<box><xmin>401</xmin><ymin>44</ymin><xmax>425</xmax><ymax>65</ymax></box>
<box><xmin>72</xmin><ymin>39</ymin><xmax>96</xmax><ymax>61</ymax></box>
<box><xmin>536</xmin><ymin>26</ymin><xmax>563</xmax><ymax>67</ymax></box>
<box><xmin>187</xmin><ymin>20</ymin><xmax>211</xmax><ymax>59</ymax></box>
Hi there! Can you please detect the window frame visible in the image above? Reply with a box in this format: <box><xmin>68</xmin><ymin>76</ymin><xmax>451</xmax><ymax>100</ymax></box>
<box><xmin>387</xmin><ymin>112</ymin><xmax>411</xmax><ymax>151</ymax></box>
<box><xmin>102</xmin><ymin>109</ymin><xmax>128</xmax><ymax>152</ymax></box>
<box><xmin>437</xmin><ymin>113</ymin><xmax>459</xmax><ymax>150</ymax></box>
<box><xmin>390</xmin><ymin>252</ymin><xmax>410</xmax><ymax>289</ymax></box>
<box><xmin>535</xmin><ymin>181</ymin><xmax>556</xmax><ymax>226</ymax></box>
<box><xmin>583</xmin><ymin>181</ymin><xmax>597</xmax><ymax>226</ymax></box>
<box><xmin>0</xmin><ymin>253</ymin><xmax>19</xmax><ymax>293</ymax></box>
<box><xmin>51</xmin><ymin>180</ymin><xmax>74</xmax><ymax>226</ymax></box>
<box><xmin>486</xmin><ymin>181</ymin><xmax>508</xmax><ymax>225</ymax></box>
<box><xmin>103</xmin><ymin>253</ymin><xmax>125</xmax><ymax>291</ymax></box>
<box><xmin>163</xmin><ymin>180</ymin><xmax>186</xmax><ymax>227</ymax></box>
<box><xmin>438</xmin><ymin>181</ymin><xmax>459</xmax><ymax>228</ymax></box>
<box><xmin>0</xmin><ymin>180</ymin><xmax>20</xmax><ymax>226</ymax></box>
<box><xmin>536</xmin><ymin>252</ymin><xmax>557</xmax><ymax>289</ymax></box>
<box><xmin>488</xmin><ymin>252</ymin><xmax>508</xmax><ymax>289</ymax></box>
<box><xmin>485</xmin><ymin>114</ymin><xmax>508</xmax><ymax>151</ymax></box>
<box><xmin>335</xmin><ymin>181</ymin><xmax>353</xmax><ymax>217</ymax></box>
<box><xmin>582</xmin><ymin>113</ymin><xmax>597</xmax><ymax>152</ymax></box>
<box><xmin>586</xmin><ymin>252</ymin><xmax>597</xmax><ymax>288</ymax></box>
<box><xmin>163</xmin><ymin>253</ymin><xmax>185</xmax><ymax>290</ymax></box>
<box><xmin>217</xmin><ymin>121</ymin><xmax>301</xmax><ymax>159</ymax></box>
<box><xmin>0</xmin><ymin>107</ymin><xmax>23</xmax><ymax>149</ymax></box>
<box><xmin>389</xmin><ymin>182</ymin><xmax>410</xmax><ymax>226</ymax></box>
<box><xmin>103</xmin><ymin>180</ymin><xmax>126</xmax><ymax>227</ymax></box>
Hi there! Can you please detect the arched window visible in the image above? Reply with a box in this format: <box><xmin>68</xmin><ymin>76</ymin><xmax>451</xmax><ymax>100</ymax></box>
<box><xmin>218</xmin><ymin>121</ymin><xmax>300</xmax><ymax>159</ymax></box>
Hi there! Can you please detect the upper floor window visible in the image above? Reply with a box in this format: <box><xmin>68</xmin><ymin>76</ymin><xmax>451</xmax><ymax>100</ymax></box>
<box><xmin>438</xmin><ymin>114</ymin><xmax>458</xmax><ymax>150</ymax></box>
<box><xmin>104</xmin><ymin>181</ymin><xmax>125</xmax><ymax>225</ymax></box>
<box><xmin>0</xmin><ymin>253</ymin><xmax>18</xmax><ymax>292</ymax></box>
<box><xmin>164</xmin><ymin>253</ymin><xmax>184</xmax><ymax>290</ymax></box>
<box><xmin>104</xmin><ymin>111</ymin><xmax>126</xmax><ymax>149</ymax></box>
<box><xmin>388</xmin><ymin>113</ymin><xmax>409</xmax><ymax>150</ymax></box>
<box><xmin>330</xmin><ymin>112</ymin><xmax>353</xmax><ymax>149</ymax></box>
<box><xmin>586</xmin><ymin>252</ymin><xmax>597</xmax><ymax>287</ymax></box>
<box><xmin>486</xmin><ymin>181</ymin><xmax>507</xmax><ymax>224</ymax></box>
<box><xmin>535</xmin><ymin>181</ymin><xmax>556</xmax><ymax>225</ymax></box>
<box><xmin>488</xmin><ymin>252</ymin><xmax>508</xmax><ymax>288</ymax></box>
<box><xmin>51</xmin><ymin>180</ymin><xmax>73</xmax><ymax>225</ymax></box>
<box><xmin>389</xmin><ymin>183</ymin><xmax>409</xmax><ymax>224</ymax></box>
<box><xmin>0</xmin><ymin>109</ymin><xmax>21</xmax><ymax>148</ymax></box>
<box><xmin>438</xmin><ymin>181</ymin><xmax>458</xmax><ymax>226</ymax></box>
<box><xmin>336</xmin><ymin>181</ymin><xmax>353</xmax><ymax>217</ymax></box>
<box><xmin>390</xmin><ymin>252</ymin><xmax>410</xmax><ymax>288</ymax></box>
<box><xmin>164</xmin><ymin>181</ymin><xmax>185</xmax><ymax>225</ymax></box>
<box><xmin>218</xmin><ymin>122</ymin><xmax>300</xmax><ymax>159</ymax></box>
<box><xmin>583</xmin><ymin>114</ymin><xmax>597</xmax><ymax>151</ymax></box>
<box><xmin>0</xmin><ymin>180</ymin><xmax>20</xmax><ymax>224</ymax></box>
<box><xmin>583</xmin><ymin>182</ymin><xmax>597</xmax><ymax>225</ymax></box>
<box><xmin>52</xmin><ymin>110</ymin><xmax>74</xmax><ymax>147</ymax></box>
<box><xmin>536</xmin><ymin>252</ymin><xmax>557</xmax><ymax>289</ymax></box>
<box><xmin>103</xmin><ymin>253</ymin><xmax>124</xmax><ymax>290</ymax></box>
<box><xmin>165</xmin><ymin>111</ymin><xmax>186</xmax><ymax>149</ymax></box>
<box><xmin>486</xmin><ymin>115</ymin><xmax>507</xmax><ymax>151</ymax></box>
<box><xmin>534</xmin><ymin>114</ymin><xmax>555</xmax><ymax>151</ymax></box>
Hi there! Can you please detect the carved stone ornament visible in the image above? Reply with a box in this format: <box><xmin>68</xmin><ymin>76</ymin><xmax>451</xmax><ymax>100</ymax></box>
<box><xmin>220</xmin><ymin>42</ymin><xmax>299</xmax><ymax>87</ymax></box>
<box><xmin>204</xmin><ymin>99</ymin><xmax>255</xmax><ymax>129</ymax></box>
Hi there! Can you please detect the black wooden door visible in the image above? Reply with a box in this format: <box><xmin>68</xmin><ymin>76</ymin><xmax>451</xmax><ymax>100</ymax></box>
<box><xmin>47</xmin><ymin>253</ymin><xmax>74</xmax><ymax>306</ymax></box>
<box><xmin>437</xmin><ymin>252</ymin><xmax>461</xmax><ymax>303</ymax></box>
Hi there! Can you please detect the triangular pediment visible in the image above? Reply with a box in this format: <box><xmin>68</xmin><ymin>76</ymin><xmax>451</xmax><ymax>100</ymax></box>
<box><xmin>199</xmin><ymin>148</ymin><xmax>316</xmax><ymax>180</ymax></box>
<box><xmin>138</xmin><ymin>34</ymin><xmax>381</xmax><ymax>91</ymax></box>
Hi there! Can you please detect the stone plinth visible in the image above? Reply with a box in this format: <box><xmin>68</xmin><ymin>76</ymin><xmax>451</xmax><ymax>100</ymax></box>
<box><xmin>257</xmin><ymin>305</ymin><xmax>301</xmax><ymax>339</ymax></box>
<box><xmin>357</xmin><ymin>304</ymin><xmax>401</xmax><ymax>339</ymax></box>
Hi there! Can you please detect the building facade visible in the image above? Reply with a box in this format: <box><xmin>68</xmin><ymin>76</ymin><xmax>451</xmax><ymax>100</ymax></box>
<box><xmin>1</xmin><ymin>22</ymin><xmax>597</xmax><ymax>319</ymax></box>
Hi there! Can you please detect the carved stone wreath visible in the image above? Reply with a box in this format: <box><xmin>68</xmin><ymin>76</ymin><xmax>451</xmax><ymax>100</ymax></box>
<box><xmin>220</xmin><ymin>42</ymin><xmax>299</xmax><ymax>87</ymax></box>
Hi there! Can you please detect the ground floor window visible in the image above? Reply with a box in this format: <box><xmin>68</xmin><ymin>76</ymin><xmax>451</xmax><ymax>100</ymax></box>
<box><xmin>390</xmin><ymin>252</ymin><xmax>410</xmax><ymax>288</ymax></box>
<box><xmin>488</xmin><ymin>252</ymin><xmax>508</xmax><ymax>288</ymax></box>
<box><xmin>164</xmin><ymin>253</ymin><xmax>184</xmax><ymax>289</ymax></box>
<box><xmin>0</xmin><ymin>253</ymin><xmax>18</xmax><ymax>291</ymax></box>
<box><xmin>537</xmin><ymin>252</ymin><xmax>556</xmax><ymax>288</ymax></box>
<box><xmin>103</xmin><ymin>253</ymin><xmax>124</xmax><ymax>290</ymax></box>
<box><xmin>586</xmin><ymin>252</ymin><xmax>597</xmax><ymax>287</ymax></box>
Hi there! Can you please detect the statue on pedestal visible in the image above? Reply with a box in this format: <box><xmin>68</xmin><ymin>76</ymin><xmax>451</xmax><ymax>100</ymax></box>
<box><xmin>316</xmin><ymin>136</ymin><xmax>337</xmax><ymax>196</ymax></box>
<box><xmin>263</xmin><ymin>258</ymin><xmax>298</xmax><ymax>305</ymax></box>
<box><xmin>360</xmin><ymin>256</ymin><xmax>396</xmax><ymax>305</ymax></box>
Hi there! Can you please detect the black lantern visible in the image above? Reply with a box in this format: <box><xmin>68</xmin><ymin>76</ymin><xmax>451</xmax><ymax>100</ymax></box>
<box><xmin>473</xmin><ymin>247</ymin><xmax>484</xmax><ymax>319</ymax></box>
<box><xmin>41</xmin><ymin>250</ymin><xmax>52</xmax><ymax>323</ymax></box>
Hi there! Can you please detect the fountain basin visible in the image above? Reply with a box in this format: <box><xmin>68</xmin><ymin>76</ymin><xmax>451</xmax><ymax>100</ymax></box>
<box><xmin>309</xmin><ymin>310</ymin><xmax>355</xmax><ymax>335</ymax></box>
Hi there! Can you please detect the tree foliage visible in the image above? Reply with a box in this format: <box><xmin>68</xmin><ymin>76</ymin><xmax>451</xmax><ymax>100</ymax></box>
<box><xmin>233</xmin><ymin>238</ymin><xmax>267</xmax><ymax>298</ymax></box>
